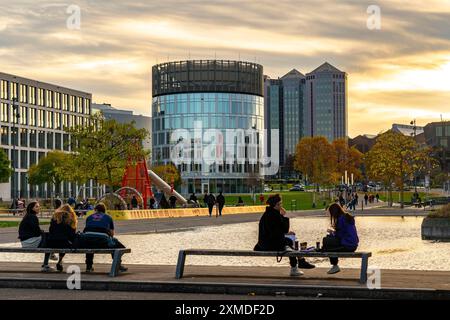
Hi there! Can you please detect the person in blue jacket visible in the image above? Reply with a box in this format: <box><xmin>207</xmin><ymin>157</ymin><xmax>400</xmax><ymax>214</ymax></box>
<box><xmin>321</xmin><ymin>203</ymin><xmax>359</xmax><ymax>275</ymax></box>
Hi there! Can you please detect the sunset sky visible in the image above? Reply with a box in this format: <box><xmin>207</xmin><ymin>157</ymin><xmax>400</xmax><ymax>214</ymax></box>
<box><xmin>0</xmin><ymin>0</ymin><xmax>449</xmax><ymax>137</ymax></box>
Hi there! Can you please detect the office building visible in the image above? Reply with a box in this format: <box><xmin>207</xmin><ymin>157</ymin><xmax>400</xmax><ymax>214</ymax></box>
<box><xmin>152</xmin><ymin>60</ymin><xmax>264</xmax><ymax>194</ymax></box>
<box><xmin>0</xmin><ymin>72</ymin><xmax>92</xmax><ymax>201</ymax></box>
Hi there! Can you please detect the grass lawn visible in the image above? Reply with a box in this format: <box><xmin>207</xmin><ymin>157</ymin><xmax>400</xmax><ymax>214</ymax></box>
<box><xmin>0</xmin><ymin>221</ymin><xmax>50</xmax><ymax>228</ymax></box>
<box><xmin>377</xmin><ymin>191</ymin><xmax>438</xmax><ymax>203</ymax></box>
<box><xmin>214</xmin><ymin>191</ymin><xmax>330</xmax><ymax>211</ymax></box>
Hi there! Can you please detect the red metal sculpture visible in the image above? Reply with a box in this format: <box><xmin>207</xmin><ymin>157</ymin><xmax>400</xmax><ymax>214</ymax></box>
<box><xmin>121</xmin><ymin>158</ymin><xmax>153</xmax><ymax>209</ymax></box>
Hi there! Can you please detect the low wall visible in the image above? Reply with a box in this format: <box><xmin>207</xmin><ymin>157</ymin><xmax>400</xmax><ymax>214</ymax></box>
<box><xmin>102</xmin><ymin>205</ymin><xmax>267</xmax><ymax>220</ymax></box>
<box><xmin>421</xmin><ymin>217</ymin><xmax>450</xmax><ymax>241</ymax></box>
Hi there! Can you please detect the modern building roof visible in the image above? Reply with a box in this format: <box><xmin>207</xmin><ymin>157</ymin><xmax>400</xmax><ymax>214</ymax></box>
<box><xmin>392</xmin><ymin>123</ymin><xmax>425</xmax><ymax>137</ymax></box>
<box><xmin>308</xmin><ymin>62</ymin><xmax>344</xmax><ymax>74</ymax></box>
<box><xmin>281</xmin><ymin>69</ymin><xmax>304</xmax><ymax>79</ymax></box>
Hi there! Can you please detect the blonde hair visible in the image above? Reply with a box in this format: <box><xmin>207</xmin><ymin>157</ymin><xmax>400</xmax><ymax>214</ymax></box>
<box><xmin>53</xmin><ymin>204</ymin><xmax>78</xmax><ymax>230</ymax></box>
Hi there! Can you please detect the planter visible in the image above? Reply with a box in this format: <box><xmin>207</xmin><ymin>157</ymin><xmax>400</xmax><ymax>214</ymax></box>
<box><xmin>421</xmin><ymin>217</ymin><xmax>450</xmax><ymax>241</ymax></box>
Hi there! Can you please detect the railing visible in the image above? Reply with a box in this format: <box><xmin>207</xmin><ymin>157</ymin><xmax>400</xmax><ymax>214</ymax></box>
<box><xmin>0</xmin><ymin>208</ymin><xmax>91</xmax><ymax>218</ymax></box>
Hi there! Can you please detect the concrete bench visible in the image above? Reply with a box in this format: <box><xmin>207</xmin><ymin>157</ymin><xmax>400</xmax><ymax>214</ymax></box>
<box><xmin>175</xmin><ymin>249</ymin><xmax>372</xmax><ymax>283</ymax></box>
<box><xmin>0</xmin><ymin>248</ymin><xmax>131</xmax><ymax>277</ymax></box>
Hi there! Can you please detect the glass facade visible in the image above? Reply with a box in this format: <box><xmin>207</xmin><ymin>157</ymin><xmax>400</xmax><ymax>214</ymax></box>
<box><xmin>152</xmin><ymin>92</ymin><xmax>264</xmax><ymax>194</ymax></box>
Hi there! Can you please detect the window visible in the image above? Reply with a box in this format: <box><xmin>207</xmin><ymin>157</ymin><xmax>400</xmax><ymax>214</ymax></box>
<box><xmin>46</xmin><ymin>132</ymin><xmax>53</xmax><ymax>149</ymax></box>
<box><xmin>62</xmin><ymin>94</ymin><xmax>69</xmax><ymax>111</ymax></box>
<box><xmin>29</xmin><ymin>129</ymin><xmax>37</xmax><ymax>148</ymax></box>
<box><xmin>54</xmin><ymin>92</ymin><xmax>61</xmax><ymax>109</ymax></box>
<box><xmin>62</xmin><ymin>114</ymin><xmax>69</xmax><ymax>128</ymax></box>
<box><xmin>20</xmin><ymin>150</ymin><xmax>27</xmax><ymax>169</ymax></box>
<box><xmin>55</xmin><ymin>133</ymin><xmax>62</xmax><ymax>150</ymax></box>
<box><xmin>38</xmin><ymin>88</ymin><xmax>45</xmax><ymax>106</ymax></box>
<box><xmin>20</xmin><ymin>128</ymin><xmax>28</xmax><ymax>147</ymax></box>
<box><xmin>38</xmin><ymin>130</ymin><xmax>45</xmax><ymax>149</ymax></box>
<box><xmin>10</xmin><ymin>82</ymin><xmax>18</xmax><ymax>100</ymax></box>
<box><xmin>55</xmin><ymin>112</ymin><xmax>61</xmax><ymax>130</ymax></box>
<box><xmin>63</xmin><ymin>134</ymin><xmax>70</xmax><ymax>151</ymax></box>
<box><xmin>0</xmin><ymin>80</ymin><xmax>8</xmax><ymax>99</ymax></box>
<box><xmin>436</xmin><ymin>126</ymin><xmax>443</xmax><ymax>137</ymax></box>
<box><xmin>441</xmin><ymin>139</ymin><xmax>448</xmax><ymax>148</ymax></box>
<box><xmin>20</xmin><ymin>84</ymin><xmax>27</xmax><ymax>103</ymax></box>
<box><xmin>28</xmin><ymin>86</ymin><xmax>36</xmax><ymax>105</ymax></box>
<box><xmin>70</xmin><ymin>95</ymin><xmax>76</xmax><ymax>112</ymax></box>
<box><xmin>29</xmin><ymin>108</ymin><xmax>37</xmax><ymax>126</ymax></box>
<box><xmin>77</xmin><ymin>97</ymin><xmax>83</xmax><ymax>113</ymax></box>
<box><xmin>84</xmin><ymin>98</ymin><xmax>90</xmax><ymax>114</ymax></box>
<box><xmin>0</xmin><ymin>103</ymin><xmax>8</xmax><ymax>122</ymax></box>
<box><xmin>20</xmin><ymin>106</ymin><xmax>27</xmax><ymax>125</ymax></box>
<box><xmin>39</xmin><ymin>109</ymin><xmax>46</xmax><ymax>127</ymax></box>
<box><xmin>46</xmin><ymin>111</ymin><xmax>53</xmax><ymax>129</ymax></box>
<box><xmin>30</xmin><ymin>151</ymin><xmax>37</xmax><ymax>166</ymax></box>
<box><xmin>1</xmin><ymin>126</ymin><xmax>8</xmax><ymax>145</ymax></box>
<box><xmin>11</xmin><ymin>127</ymin><xmax>18</xmax><ymax>146</ymax></box>
<box><xmin>46</xmin><ymin>90</ymin><xmax>53</xmax><ymax>108</ymax></box>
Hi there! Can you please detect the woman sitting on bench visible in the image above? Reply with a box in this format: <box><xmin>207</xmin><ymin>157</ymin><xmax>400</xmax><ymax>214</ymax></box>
<box><xmin>42</xmin><ymin>204</ymin><xmax>78</xmax><ymax>272</ymax></box>
<box><xmin>254</xmin><ymin>194</ymin><xmax>315</xmax><ymax>277</ymax></box>
<box><xmin>321</xmin><ymin>203</ymin><xmax>359</xmax><ymax>275</ymax></box>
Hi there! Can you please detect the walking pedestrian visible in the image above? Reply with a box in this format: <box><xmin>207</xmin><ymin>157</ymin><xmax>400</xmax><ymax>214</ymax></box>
<box><xmin>216</xmin><ymin>192</ymin><xmax>225</xmax><ymax>216</ymax></box>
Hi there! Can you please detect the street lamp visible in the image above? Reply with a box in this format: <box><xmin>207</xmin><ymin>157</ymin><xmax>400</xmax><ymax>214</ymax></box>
<box><xmin>410</xmin><ymin>119</ymin><xmax>418</xmax><ymax>194</ymax></box>
<box><xmin>11</xmin><ymin>97</ymin><xmax>20</xmax><ymax>202</ymax></box>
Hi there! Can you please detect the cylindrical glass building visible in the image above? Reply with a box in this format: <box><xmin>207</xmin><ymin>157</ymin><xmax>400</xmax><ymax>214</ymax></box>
<box><xmin>152</xmin><ymin>60</ymin><xmax>264</xmax><ymax>195</ymax></box>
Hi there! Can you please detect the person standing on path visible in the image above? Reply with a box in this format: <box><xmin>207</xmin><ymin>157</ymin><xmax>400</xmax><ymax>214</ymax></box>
<box><xmin>206</xmin><ymin>193</ymin><xmax>216</xmax><ymax>217</ymax></box>
<box><xmin>216</xmin><ymin>192</ymin><xmax>225</xmax><ymax>217</ymax></box>
<box><xmin>364</xmin><ymin>193</ymin><xmax>369</xmax><ymax>206</ymax></box>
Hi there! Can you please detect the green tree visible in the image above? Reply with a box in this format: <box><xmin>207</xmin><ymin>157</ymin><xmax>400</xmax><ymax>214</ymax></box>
<box><xmin>0</xmin><ymin>149</ymin><xmax>13</xmax><ymax>183</ymax></box>
<box><xmin>67</xmin><ymin>113</ymin><xmax>149</xmax><ymax>192</ymax></box>
<box><xmin>294</xmin><ymin>136</ymin><xmax>336</xmax><ymax>207</ymax></box>
<box><xmin>28</xmin><ymin>151</ymin><xmax>71</xmax><ymax>197</ymax></box>
<box><xmin>365</xmin><ymin>130</ymin><xmax>436</xmax><ymax>208</ymax></box>
<box><xmin>151</xmin><ymin>163</ymin><xmax>182</xmax><ymax>188</ymax></box>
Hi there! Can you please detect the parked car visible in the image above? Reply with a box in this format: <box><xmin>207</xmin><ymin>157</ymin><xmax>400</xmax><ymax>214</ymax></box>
<box><xmin>289</xmin><ymin>185</ymin><xmax>305</xmax><ymax>192</ymax></box>
<box><xmin>263</xmin><ymin>186</ymin><xmax>273</xmax><ymax>192</ymax></box>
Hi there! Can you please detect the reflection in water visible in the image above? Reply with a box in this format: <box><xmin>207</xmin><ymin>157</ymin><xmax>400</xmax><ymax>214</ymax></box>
<box><xmin>0</xmin><ymin>217</ymin><xmax>448</xmax><ymax>271</ymax></box>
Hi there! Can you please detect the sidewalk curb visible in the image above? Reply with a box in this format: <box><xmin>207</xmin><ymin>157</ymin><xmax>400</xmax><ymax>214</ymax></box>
<box><xmin>0</xmin><ymin>277</ymin><xmax>448</xmax><ymax>300</ymax></box>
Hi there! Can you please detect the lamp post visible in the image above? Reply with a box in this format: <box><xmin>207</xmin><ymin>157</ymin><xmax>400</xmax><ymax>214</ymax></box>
<box><xmin>410</xmin><ymin>119</ymin><xmax>417</xmax><ymax>194</ymax></box>
<box><xmin>11</xmin><ymin>97</ymin><xmax>20</xmax><ymax>202</ymax></box>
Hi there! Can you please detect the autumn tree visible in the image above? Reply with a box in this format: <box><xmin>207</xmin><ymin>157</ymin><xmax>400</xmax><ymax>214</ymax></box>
<box><xmin>365</xmin><ymin>130</ymin><xmax>436</xmax><ymax>208</ymax></box>
<box><xmin>67</xmin><ymin>113</ymin><xmax>149</xmax><ymax>192</ymax></box>
<box><xmin>151</xmin><ymin>163</ymin><xmax>182</xmax><ymax>189</ymax></box>
<box><xmin>294</xmin><ymin>136</ymin><xmax>336</xmax><ymax>207</ymax></box>
<box><xmin>331</xmin><ymin>138</ymin><xmax>363</xmax><ymax>184</ymax></box>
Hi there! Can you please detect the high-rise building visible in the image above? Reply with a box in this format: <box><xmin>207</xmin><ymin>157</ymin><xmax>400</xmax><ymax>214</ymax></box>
<box><xmin>424</xmin><ymin>121</ymin><xmax>450</xmax><ymax>172</ymax></box>
<box><xmin>264</xmin><ymin>70</ymin><xmax>305</xmax><ymax>177</ymax></box>
<box><xmin>304</xmin><ymin>62</ymin><xmax>348</xmax><ymax>142</ymax></box>
<box><xmin>152</xmin><ymin>60</ymin><xmax>264</xmax><ymax>194</ymax></box>
<box><xmin>0</xmin><ymin>72</ymin><xmax>92</xmax><ymax>201</ymax></box>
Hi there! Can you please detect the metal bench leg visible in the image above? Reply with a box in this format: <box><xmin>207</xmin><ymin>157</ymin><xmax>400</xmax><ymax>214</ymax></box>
<box><xmin>109</xmin><ymin>250</ymin><xmax>122</xmax><ymax>277</ymax></box>
<box><xmin>360</xmin><ymin>254</ymin><xmax>369</xmax><ymax>284</ymax></box>
<box><xmin>175</xmin><ymin>251</ymin><xmax>186</xmax><ymax>279</ymax></box>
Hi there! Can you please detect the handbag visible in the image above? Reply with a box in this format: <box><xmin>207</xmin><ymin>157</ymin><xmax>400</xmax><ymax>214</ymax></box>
<box><xmin>322</xmin><ymin>234</ymin><xmax>341</xmax><ymax>249</ymax></box>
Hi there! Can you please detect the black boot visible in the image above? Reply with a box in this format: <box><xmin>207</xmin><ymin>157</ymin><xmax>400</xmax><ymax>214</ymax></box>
<box><xmin>298</xmin><ymin>258</ymin><xmax>315</xmax><ymax>269</ymax></box>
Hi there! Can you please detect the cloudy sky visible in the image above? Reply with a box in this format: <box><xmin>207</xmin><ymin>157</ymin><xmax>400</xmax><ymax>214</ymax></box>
<box><xmin>1</xmin><ymin>0</ymin><xmax>449</xmax><ymax>137</ymax></box>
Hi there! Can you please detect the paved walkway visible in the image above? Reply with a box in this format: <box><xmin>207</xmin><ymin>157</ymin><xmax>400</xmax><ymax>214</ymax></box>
<box><xmin>0</xmin><ymin>262</ymin><xmax>448</xmax><ymax>299</ymax></box>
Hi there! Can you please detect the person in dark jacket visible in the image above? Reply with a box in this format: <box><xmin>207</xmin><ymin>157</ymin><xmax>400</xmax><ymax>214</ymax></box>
<box><xmin>254</xmin><ymin>194</ymin><xmax>315</xmax><ymax>277</ymax></box>
<box><xmin>131</xmin><ymin>196</ymin><xmax>138</xmax><ymax>209</ymax></box>
<box><xmin>206</xmin><ymin>193</ymin><xmax>216</xmax><ymax>217</ymax></box>
<box><xmin>169</xmin><ymin>195</ymin><xmax>177</xmax><ymax>208</ymax></box>
<box><xmin>321</xmin><ymin>203</ymin><xmax>359</xmax><ymax>274</ymax></box>
<box><xmin>42</xmin><ymin>204</ymin><xmax>78</xmax><ymax>272</ymax></box>
<box><xmin>77</xmin><ymin>203</ymin><xmax>127</xmax><ymax>273</ymax></box>
<box><xmin>18</xmin><ymin>201</ymin><xmax>44</xmax><ymax>248</ymax></box>
<box><xmin>216</xmin><ymin>192</ymin><xmax>225</xmax><ymax>216</ymax></box>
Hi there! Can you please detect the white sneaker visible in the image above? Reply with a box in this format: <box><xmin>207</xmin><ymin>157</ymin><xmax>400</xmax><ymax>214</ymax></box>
<box><xmin>327</xmin><ymin>265</ymin><xmax>341</xmax><ymax>274</ymax></box>
<box><xmin>290</xmin><ymin>266</ymin><xmax>304</xmax><ymax>277</ymax></box>
<box><xmin>41</xmin><ymin>265</ymin><xmax>55</xmax><ymax>273</ymax></box>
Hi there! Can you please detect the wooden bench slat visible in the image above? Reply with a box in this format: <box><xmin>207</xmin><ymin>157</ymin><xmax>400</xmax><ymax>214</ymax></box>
<box><xmin>182</xmin><ymin>249</ymin><xmax>371</xmax><ymax>258</ymax></box>
<box><xmin>0</xmin><ymin>248</ymin><xmax>131</xmax><ymax>254</ymax></box>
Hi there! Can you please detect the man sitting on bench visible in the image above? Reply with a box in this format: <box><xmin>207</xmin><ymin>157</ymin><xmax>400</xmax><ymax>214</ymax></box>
<box><xmin>254</xmin><ymin>194</ymin><xmax>315</xmax><ymax>277</ymax></box>
<box><xmin>76</xmin><ymin>203</ymin><xmax>128</xmax><ymax>273</ymax></box>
